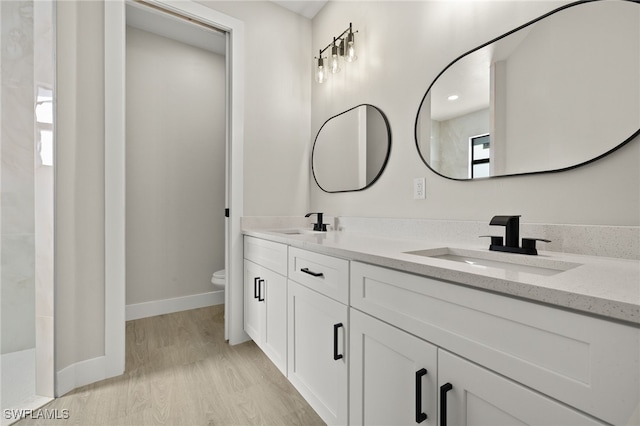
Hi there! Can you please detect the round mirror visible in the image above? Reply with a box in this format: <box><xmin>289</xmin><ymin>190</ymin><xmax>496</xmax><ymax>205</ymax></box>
<box><xmin>312</xmin><ymin>104</ymin><xmax>391</xmax><ymax>192</ymax></box>
<box><xmin>415</xmin><ymin>0</ymin><xmax>640</xmax><ymax>180</ymax></box>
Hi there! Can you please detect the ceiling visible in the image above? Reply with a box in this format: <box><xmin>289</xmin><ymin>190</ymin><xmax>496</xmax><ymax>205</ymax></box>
<box><xmin>126</xmin><ymin>1</ymin><xmax>327</xmax><ymax>57</ymax></box>
<box><xmin>126</xmin><ymin>2</ymin><xmax>226</xmax><ymax>55</ymax></box>
<box><xmin>272</xmin><ymin>1</ymin><xmax>327</xmax><ymax>19</ymax></box>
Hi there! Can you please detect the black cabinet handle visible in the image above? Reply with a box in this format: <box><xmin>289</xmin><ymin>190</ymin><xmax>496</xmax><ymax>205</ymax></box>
<box><xmin>333</xmin><ymin>323</ymin><xmax>344</xmax><ymax>360</ymax></box>
<box><xmin>258</xmin><ymin>279</ymin><xmax>265</xmax><ymax>302</ymax></box>
<box><xmin>253</xmin><ymin>277</ymin><xmax>260</xmax><ymax>299</ymax></box>
<box><xmin>415</xmin><ymin>368</ymin><xmax>428</xmax><ymax>423</ymax></box>
<box><xmin>301</xmin><ymin>267</ymin><xmax>324</xmax><ymax>278</ymax></box>
<box><xmin>440</xmin><ymin>383</ymin><xmax>453</xmax><ymax>426</ymax></box>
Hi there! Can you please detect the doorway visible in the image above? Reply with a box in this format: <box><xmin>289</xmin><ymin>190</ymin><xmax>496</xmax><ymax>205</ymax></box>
<box><xmin>124</xmin><ymin>3</ymin><xmax>226</xmax><ymax>321</ymax></box>
<box><xmin>104</xmin><ymin>0</ymin><xmax>245</xmax><ymax>378</ymax></box>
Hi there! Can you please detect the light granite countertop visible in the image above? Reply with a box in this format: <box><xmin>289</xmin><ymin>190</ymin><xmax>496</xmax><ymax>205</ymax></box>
<box><xmin>243</xmin><ymin>228</ymin><xmax>640</xmax><ymax>326</ymax></box>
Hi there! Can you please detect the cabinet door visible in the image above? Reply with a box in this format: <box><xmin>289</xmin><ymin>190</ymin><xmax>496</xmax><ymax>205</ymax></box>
<box><xmin>243</xmin><ymin>260</ymin><xmax>287</xmax><ymax>374</ymax></box>
<box><xmin>350</xmin><ymin>309</ymin><xmax>438</xmax><ymax>426</ymax></box>
<box><xmin>244</xmin><ymin>260</ymin><xmax>263</xmax><ymax>343</ymax></box>
<box><xmin>262</xmin><ymin>268</ymin><xmax>287</xmax><ymax>374</ymax></box>
<box><xmin>288</xmin><ymin>281</ymin><xmax>348</xmax><ymax>426</ymax></box>
<box><xmin>438</xmin><ymin>350</ymin><xmax>604</xmax><ymax>426</ymax></box>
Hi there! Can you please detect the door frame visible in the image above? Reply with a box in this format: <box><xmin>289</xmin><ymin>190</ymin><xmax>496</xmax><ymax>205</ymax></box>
<box><xmin>104</xmin><ymin>0</ymin><xmax>246</xmax><ymax>377</ymax></box>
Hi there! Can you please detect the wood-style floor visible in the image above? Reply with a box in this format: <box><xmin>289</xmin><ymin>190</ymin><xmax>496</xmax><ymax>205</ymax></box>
<box><xmin>17</xmin><ymin>305</ymin><xmax>325</xmax><ymax>426</ymax></box>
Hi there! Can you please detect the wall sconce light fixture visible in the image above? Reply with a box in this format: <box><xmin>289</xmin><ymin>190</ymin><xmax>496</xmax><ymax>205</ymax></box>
<box><xmin>314</xmin><ymin>23</ymin><xmax>358</xmax><ymax>83</ymax></box>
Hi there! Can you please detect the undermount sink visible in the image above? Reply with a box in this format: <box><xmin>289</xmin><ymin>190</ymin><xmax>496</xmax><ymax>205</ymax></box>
<box><xmin>404</xmin><ymin>247</ymin><xmax>581</xmax><ymax>276</ymax></box>
<box><xmin>271</xmin><ymin>228</ymin><xmax>325</xmax><ymax>235</ymax></box>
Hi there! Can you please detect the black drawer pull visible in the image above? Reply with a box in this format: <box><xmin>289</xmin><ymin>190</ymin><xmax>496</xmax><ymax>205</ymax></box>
<box><xmin>253</xmin><ymin>277</ymin><xmax>260</xmax><ymax>299</ymax></box>
<box><xmin>415</xmin><ymin>368</ymin><xmax>428</xmax><ymax>423</ymax></box>
<box><xmin>333</xmin><ymin>323</ymin><xmax>344</xmax><ymax>360</ymax></box>
<box><xmin>258</xmin><ymin>279</ymin><xmax>265</xmax><ymax>302</ymax></box>
<box><xmin>440</xmin><ymin>383</ymin><xmax>453</xmax><ymax>426</ymax></box>
<box><xmin>301</xmin><ymin>267</ymin><xmax>324</xmax><ymax>278</ymax></box>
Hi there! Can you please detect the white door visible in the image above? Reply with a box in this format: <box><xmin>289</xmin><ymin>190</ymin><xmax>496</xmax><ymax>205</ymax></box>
<box><xmin>288</xmin><ymin>281</ymin><xmax>348</xmax><ymax>425</ymax></box>
<box><xmin>350</xmin><ymin>308</ymin><xmax>438</xmax><ymax>426</ymax></box>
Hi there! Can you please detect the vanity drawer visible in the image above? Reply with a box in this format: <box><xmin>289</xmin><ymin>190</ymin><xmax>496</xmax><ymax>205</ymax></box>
<box><xmin>288</xmin><ymin>247</ymin><xmax>349</xmax><ymax>304</ymax></box>
<box><xmin>244</xmin><ymin>236</ymin><xmax>288</xmax><ymax>276</ymax></box>
<box><xmin>350</xmin><ymin>261</ymin><xmax>640</xmax><ymax>425</ymax></box>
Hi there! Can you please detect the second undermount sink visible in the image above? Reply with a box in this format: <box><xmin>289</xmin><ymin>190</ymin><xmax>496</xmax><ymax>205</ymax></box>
<box><xmin>271</xmin><ymin>228</ymin><xmax>325</xmax><ymax>235</ymax></box>
<box><xmin>404</xmin><ymin>247</ymin><xmax>581</xmax><ymax>276</ymax></box>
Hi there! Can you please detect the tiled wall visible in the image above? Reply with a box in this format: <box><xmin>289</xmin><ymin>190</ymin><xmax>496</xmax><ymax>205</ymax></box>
<box><xmin>1</xmin><ymin>0</ymin><xmax>36</xmax><ymax>355</ymax></box>
<box><xmin>0</xmin><ymin>0</ymin><xmax>54</xmax><ymax>397</ymax></box>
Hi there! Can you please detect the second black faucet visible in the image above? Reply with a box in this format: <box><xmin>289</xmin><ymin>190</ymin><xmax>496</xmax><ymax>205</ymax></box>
<box><xmin>305</xmin><ymin>212</ymin><xmax>327</xmax><ymax>232</ymax></box>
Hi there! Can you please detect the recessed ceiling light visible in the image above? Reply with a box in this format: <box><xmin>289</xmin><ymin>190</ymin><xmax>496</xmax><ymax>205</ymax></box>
<box><xmin>447</xmin><ymin>95</ymin><xmax>459</xmax><ymax>101</ymax></box>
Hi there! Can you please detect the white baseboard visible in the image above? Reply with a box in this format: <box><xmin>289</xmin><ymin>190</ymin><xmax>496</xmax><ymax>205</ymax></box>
<box><xmin>56</xmin><ymin>356</ymin><xmax>106</xmax><ymax>397</ymax></box>
<box><xmin>125</xmin><ymin>291</ymin><xmax>224</xmax><ymax>321</ymax></box>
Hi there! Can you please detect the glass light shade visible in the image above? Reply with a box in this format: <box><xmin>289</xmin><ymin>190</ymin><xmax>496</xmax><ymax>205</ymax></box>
<box><xmin>330</xmin><ymin>44</ymin><xmax>341</xmax><ymax>74</ymax></box>
<box><xmin>315</xmin><ymin>57</ymin><xmax>328</xmax><ymax>83</ymax></box>
<box><xmin>344</xmin><ymin>32</ymin><xmax>357</xmax><ymax>62</ymax></box>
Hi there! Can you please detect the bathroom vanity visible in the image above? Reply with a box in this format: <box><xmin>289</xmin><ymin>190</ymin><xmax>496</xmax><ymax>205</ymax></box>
<box><xmin>242</xmin><ymin>226</ymin><xmax>640</xmax><ymax>425</ymax></box>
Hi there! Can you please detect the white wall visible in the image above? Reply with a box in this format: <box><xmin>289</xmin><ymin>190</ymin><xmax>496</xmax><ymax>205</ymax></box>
<box><xmin>125</xmin><ymin>27</ymin><xmax>225</xmax><ymax>305</ymax></box>
<box><xmin>310</xmin><ymin>0</ymin><xmax>640</xmax><ymax>226</ymax></box>
<box><xmin>200</xmin><ymin>0</ymin><xmax>312</xmax><ymax>216</ymax></box>
<box><xmin>56</xmin><ymin>0</ymin><xmax>106</xmax><ymax>370</ymax></box>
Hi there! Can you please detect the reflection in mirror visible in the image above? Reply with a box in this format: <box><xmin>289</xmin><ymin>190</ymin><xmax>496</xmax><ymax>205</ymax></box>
<box><xmin>313</xmin><ymin>104</ymin><xmax>391</xmax><ymax>192</ymax></box>
<box><xmin>415</xmin><ymin>0</ymin><xmax>640</xmax><ymax>180</ymax></box>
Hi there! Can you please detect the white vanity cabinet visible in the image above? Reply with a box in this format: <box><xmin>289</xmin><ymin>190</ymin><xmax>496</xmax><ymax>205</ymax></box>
<box><xmin>350</xmin><ymin>261</ymin><xmax>639</xmax><ymax>425</ymax></box>
<box><xmin>287</xmin><ymin>247</ymin><xmax>350</xmax><ymax>426</ymax></box>
<box><xmin>243</xmin><ymin>236</ymin><xmax>288</xmax><ymax>375</ymax></box>
<box><xmin>242</xmin><ymin>233</ymin><xmax>639</xmax><ymax>425</ymax></box>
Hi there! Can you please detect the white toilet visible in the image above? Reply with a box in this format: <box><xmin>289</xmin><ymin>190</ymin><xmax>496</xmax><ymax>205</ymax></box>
<box><xmin>211</xmin><ymin>269</ymin><xmax>226</xmax><ymax>290</ymax></box>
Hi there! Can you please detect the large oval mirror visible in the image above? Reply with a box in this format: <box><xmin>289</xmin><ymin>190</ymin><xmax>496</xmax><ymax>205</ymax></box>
<box><xmin>312</xmin><ymin>104</ymin><xmax>391</xmax><ymax>192</ymax></box>
<box><xmin>415</xmin><ymin>0</ymin><xmax>640</xmax><ymax>180</ymax></box>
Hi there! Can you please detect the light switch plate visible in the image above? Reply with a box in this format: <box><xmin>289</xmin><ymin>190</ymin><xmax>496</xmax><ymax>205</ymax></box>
<box><xmin>413</xmin><ymin>177</ymin><xmax>426</xmax><ymax>199</ymax></box>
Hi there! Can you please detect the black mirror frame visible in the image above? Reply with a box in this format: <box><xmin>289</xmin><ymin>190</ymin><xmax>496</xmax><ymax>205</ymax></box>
<box><xmin>312</xmin><ymin>104</ymin><xmax>392</xmax><ymax>193</ymax></box>
<box><xmin>414</xmin><ymin>0</ymin><xmax>640</xmax><ymax>181</ymax></box>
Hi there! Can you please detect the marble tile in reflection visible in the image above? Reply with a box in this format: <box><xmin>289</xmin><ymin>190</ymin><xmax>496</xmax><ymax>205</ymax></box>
<box><xmin>1</xmin><ymin>234</ymin><xmax>35</xmax><ymax>353</ymax></box>
<box><xmin>35</xmin><ymin>315</ymin><xmax>54</xmax><ymax>397</ymax></box>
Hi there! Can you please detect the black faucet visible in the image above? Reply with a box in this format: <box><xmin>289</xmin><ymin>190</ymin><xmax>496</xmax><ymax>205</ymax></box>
<box><xmin>305</xmin><ymin>212</ymin><xmax>327</xmax><ymax>232</ymax></box>
<box><xmin>483</xmin><ymin>215</ymin><xmax>550</xmax><ymax>255</ymax></box>
<box><xmin>490</xmin><ymin>215</ymin><xmax>520</xmax><ymax>248</ymax></box>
